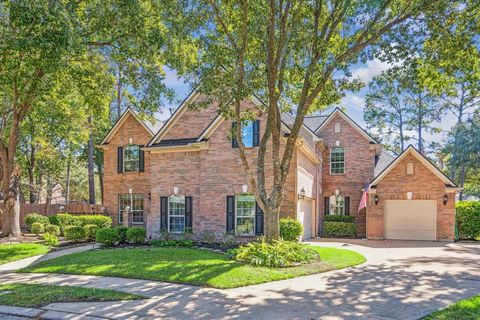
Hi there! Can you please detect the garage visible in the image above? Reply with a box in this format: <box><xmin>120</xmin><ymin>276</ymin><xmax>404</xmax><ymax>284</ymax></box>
<box><xmin>297</xmin><ymin>199</ymin><xmax>314</xmax><ymax>240</ymax></box>
<box><xmin>384</xmin><ymin>200</ymin><xmax>436</xmax><ymax>241</ymax></box>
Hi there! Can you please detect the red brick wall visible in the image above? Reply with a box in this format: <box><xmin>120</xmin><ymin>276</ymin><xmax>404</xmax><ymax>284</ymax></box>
<box><xmin>102</xmin><ymin>113</ymin><xmax>152</xmax><ymax>227</ymax></box>
<box><xmin>366</xmin><ymin>153</ymin><xmax>455</xmax><ymax>240</ymax></box>
<box><xmin>318</xmin><ymin>114</ymin><xmax>376</xmax><ymax>237</ymax></box>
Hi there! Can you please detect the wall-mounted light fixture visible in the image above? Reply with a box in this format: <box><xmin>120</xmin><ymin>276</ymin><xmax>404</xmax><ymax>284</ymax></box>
<box><xmin>100</xmin><ymin>207</ymin><xmax>106</xmax><ymax>213</ymax></box>
<box><xmin>298</xmin><ymin>187</ymin><xmax>306</xmax><ymax>200</ymax></box>
<box><xmin>443</xmin><ymin>194</ymin><xmax>448</xmax><ymax>205</ymax></box>
<box><xmin>374</xmin><ymin>195</ymin><xmax>379</xmax><ymax>205</ymax></box>
<box><xmin>242</xmin><ymin>184</ymin><xmax>248</xmax><ymax>194</ymax></box>
<box><xmin>59</xmin><ymin>205</ymin><xmax>65</xmax><ymax>212</ymax></box>
<box><xmin>407</xmin><ymin>192</ymin><xmax>413</xmax><ymax>200</ymax></box>
<box><xmin>335</xmin><ymin>189</ymin><xmax>340</xmax><ymax>196</ymax></box>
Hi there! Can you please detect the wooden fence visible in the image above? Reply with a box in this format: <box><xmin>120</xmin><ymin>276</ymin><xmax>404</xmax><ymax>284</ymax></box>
<box><xmin>19</xmin><ymin>203</ymin><xmax>107</xmax><ymax>228</ymax></box>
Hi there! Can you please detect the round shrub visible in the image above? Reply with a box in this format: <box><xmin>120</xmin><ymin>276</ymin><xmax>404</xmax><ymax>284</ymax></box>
<box><xmin>96</xmin><ymin>228</ymin><xmax>120</xmax><ymax>247</ymax></box>
<box><xmin>115</xmin><ymin>225</ymin><xmax>129</xmax><ymax>243</ymax></box>
<box><xmin>456</xmin><ymin>201</ymin><xmax>480</xmax><ymax>240</ymax></box>
<box><xmin>45</xmin><ymin>224</ymin><xmax>60</xmax><ymax>236</ymax></box>
<box><xmin>43</xmin><ymin>233</ymin><xmax>59</xmax><ymax>247</ymax></box>
<box><xmin>126</xmin><ymin>227</ymin><xmax>146</xmax><ymax>245</ymax></box>
<box><xmin>84</xmin><ymin>224</ymin><xmax>99</xmax><ymax>241</ymax></box>
<box><xmin>77</xmin><ymin>215</ymin><xmax>112</xmax><ymax>229</ymax></box>
<box><xmin>48</xmin><ymin>215</ymin><xmax>60</xmax><ymax>226</ymax></box>
<box><xmin>25</xmin><ymin>213</ymin><xmax>49</xmax><ymax>231</ymax></box>
<box><xmin>324</xmin><ymin>214</ymin><xmax>355</xmax><ymax>223</ymax></box>
<box><xmin>323</xmin><ymin>221</ymin><xmax>356</xmax><ymax>238</ymax></box>
<box><xmin>31</xmin><ymin>222</ymin><xmax>45</xmax><ymax>235</ymax></box>
<box><xmin>280</xmin><ymin>217</ymin><xmax>303</xmax><ymax>241</ymax></box>
<box><xmin>64</xmin><ymin>225</ymin><xmax>86</xmax><ymax>242</ymax></box>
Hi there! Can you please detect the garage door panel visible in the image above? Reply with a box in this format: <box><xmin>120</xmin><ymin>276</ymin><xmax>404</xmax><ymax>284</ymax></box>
<box><xmin>298</xmin><ymin>199</ymin><xmax>313</xmax><ymax>240</ymax></box>
<box><xmin>384</xmin><ymin>200</ymin><xmax>436</xmax><ymax>241</ymax></box>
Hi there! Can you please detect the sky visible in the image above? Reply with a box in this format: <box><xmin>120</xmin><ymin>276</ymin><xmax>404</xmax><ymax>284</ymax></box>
<box><xmin>157</xmin><ymin>60</ymin><xmax>457</xmax><ymax>147</ymax></box>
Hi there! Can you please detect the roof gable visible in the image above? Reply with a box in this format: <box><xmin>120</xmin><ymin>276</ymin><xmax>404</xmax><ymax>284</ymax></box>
<box><xmin>315</xmin><ymin>107</ymin><xmax>378</xmax><ymax>144</ymax></box>
<box><xmin>100</xmin><ymin>108</ymin><xmax>157</xmax><ymax>145</ymax></box>
<box><xmin>371</xmin><ymin>145</ymin><xmax>457</xmax><ymax>187</ymax></box>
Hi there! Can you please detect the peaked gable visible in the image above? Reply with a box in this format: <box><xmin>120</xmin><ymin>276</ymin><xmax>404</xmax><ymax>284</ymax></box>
<box><xmin>100</xmin><ymin>108</ymin><xmax>157</xmax><ymax>145</ymax></box>
<box><xmin>371</xmin><ymin>145</ymin><xmax>457</xmax><ymax>187</ymax></box>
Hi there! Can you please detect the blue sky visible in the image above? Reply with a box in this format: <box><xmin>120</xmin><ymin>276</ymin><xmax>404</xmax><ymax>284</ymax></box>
<box><xmin>158</xmin><ymin>60</ymin><xmax>456</xmax><ymax>145</ymax></box>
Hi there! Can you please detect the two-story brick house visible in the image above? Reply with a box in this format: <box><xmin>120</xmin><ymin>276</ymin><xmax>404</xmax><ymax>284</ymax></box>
<box><xmin>98</xmin><ymin>91</ymin><xmax>460</xmax><ymax>241</ymax></box>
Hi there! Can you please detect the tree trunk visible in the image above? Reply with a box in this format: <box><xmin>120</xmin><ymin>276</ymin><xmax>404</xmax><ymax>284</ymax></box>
<box><xmin>459</xmin><ymin>165</ymin><xmax>466</xmax><ymax>200</ymax></box>
<box><xmin>417</xmin><ymin>121</ymin><xmax>423</xmax><ymax>153</ymax></box>
<box><xmin>95</xmin><ymin>156</ymin><xmax>104</xmax><ymax>204</ymax></box>
<box><xmin>116</xmin><ymin>66</ymin><xmax>122</xmax><ymax>119</ymax></box>
<box><xmin>264</xmin><ymin>206</ymin><xmax>280</xmax><ymax>242</ymax></box>
<box><xmin>1</xmin><ymin>167</ymin><xmax>22</xmax><ymax>238</ymax></box>
<box><xmin>65</xmin><ymin>158</ymin><xmax>71</xmax><ymax>205</ymax></box>
<box><xmin>87</xmin><ymin>116</ymin><xmax>96</xmax><ymax>204</ymax></box>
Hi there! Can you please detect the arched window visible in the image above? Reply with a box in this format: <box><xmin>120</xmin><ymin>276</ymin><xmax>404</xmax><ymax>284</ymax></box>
<box><xmin>330</xmin><ymin>147</ymin><xmax>345</xmax><ymax>174</ymax></box>
<box><xmin>169</xmin><ymin>195</ymin><xmax>185</xmax><ymax>232</ymax></box>
<box><xmin>235</xmin><ymin>194</ymin><xmax>256</xmax><ymax>235</ymax></box>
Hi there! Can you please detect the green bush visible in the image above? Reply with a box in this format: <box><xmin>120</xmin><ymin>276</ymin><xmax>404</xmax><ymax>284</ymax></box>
<box><xmin>280</xmin><ymin>217</ymin><xmax>303</xmax><ymax>241</ymax></box>
<box><xmin>48</xmin><ymin>215</ymin><xmax>60</xmax><ymax>226</ymax></box>
<box><xmin>31</xmin><ymin>222</ymin><xmax>45</xmax><ymax>235</ymax></box>
<box><xmin>76</xmin><ymin>215</ymin><xmax>112</xmax><ymax>229</ymax></box>
<box><xmin>323</xmin><ymin>221</ymin><xmax>356</xmax><ymax>238</ymax></box>
<box><xmin>115</xmin><ymin>226</ymin><xmax>129</xmax><ymax>243</ymax></box>
<box><xmin>45</xmin><ymin>224</ymin><xmax>60</xmax><ymax>236</ymax></box>
<box><xmin>456</xmin><ymin>201</ymin><xmax>480</xmax><ymax>240</ymax></box>
<box><xmin>43</xmin><ymin>233</ymin><xmax>59</xmax><ymax>246</ymax></box>
<box><xmin>50</xmin><ymin>213</ymin><xmax>82</xmax><ymax>234</ymax></box>
<box><xmin>232</xmin><ymin>239</ymin><xmax>318</xmax><ymax>267</ymax></box>
<box><xmin>25</xmin><ymin>213</ymin><xmax>49</xmax><ymax>231</ymax></box>
<box><xmin>83</xmin><ymin>224</ymin><xmax>99</xmax><ymax>241</ymax></box>
<box><xmin>324</xmin><ymin>215</ymin><xmax>355</xmax><ymax>223</ymax></box>
<box><xmin>64</xmin><ymin>226</ymin><xmax>86</xmax><ymax>242</ymax></box>
<box><xmin>126</xmin><ymin>227</ymin><xmax>146</xmax><ymax>245</ymax></box>
<box><xmin>149</xmin><ymin>239</ymin><xmax>193</xmax><ymax>247</ymax></box>
<box><xmin>96</xmin><ymin>228</ymin><xmax>120</xmax><ymax>247</ymax></box>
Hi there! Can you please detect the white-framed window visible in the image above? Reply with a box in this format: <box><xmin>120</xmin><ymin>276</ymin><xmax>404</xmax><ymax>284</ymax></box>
<box><xmin>168</xmin><ymin>195</ymin><xmax>185</xmax><ymax>233</ymax></box>
<box><xmin>241</xmin><ymin>121</ymin><xmax>254</xmax><ymax>147</ymax></box>
<box><xmin>330</xmin><ymin>147</ymin><xmax>345</xmax><ymax>174</ymax></box>
<box><xmin>235</xmin><ymin>194</ymin><xmax>256</xmax><ymax>235</ymax></box>
<box><xmin>124</xmin><ymin>144</ymin><xmax>140</xmax><ymax>172</ymax></box>
<box><xmin>328</xmin><ymin>195</ymin><xmax>345</xmax><ymax>215</ymax></box>
<box><xmin>118</xmin><ymin>194</ymin><xmax>144</xmax><ymax>224</ymax></box>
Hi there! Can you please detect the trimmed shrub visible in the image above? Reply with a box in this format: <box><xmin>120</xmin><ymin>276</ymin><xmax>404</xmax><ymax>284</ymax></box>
<box><xmin>43</xmin><ymin>233</ymin><xmax>59</xmax><ymax>246</ymax></box>
<box><xmin>126</xmin><ymin>227</ymin><xmax>146</xmax><ymax>245</ymax></box>
<box><xmin>84</xmin><ymin>224</ymin><xmax>99</xmax><ymax>241</ymax></box>
<box><xmin>45</xmin><ymin>224</ymin><xmax>60</xmax><ymax>236</ymax></box>
<box><xmin>31</xmin><ymin>222</ymin><xmax>45</xmax><ymax>235</ymax></box>
<box><xmin>456</xmin><ymin>201</ymin><xmax>480</xmax><ymax>240</ymax></box>
<box><xmin>25</xmin><ymin>213</ymin><xmax>49</xmax><ymax>231</ymax></box>
<box><xmin>48</xmin><ymin>215</ymin><xmax>60</xmax><ymax>226</ymax></box>
<box><xmin>280</xmin><ymin>217</ymin><xmax>303</xmax><ymax>241</ymax></box>
<box><xmin>51</xmin><ymin>213</ymin><xmax>82</xmax><ymax>235</ymax></box>
<box><xmin>64</xmin><ymin>226</ymin><xmax>86</xmax><ymax>242</ymax></box>
<box><xmin>76</xmin><ymin>215</ymin><xmax>112</xmax><ymax>229</ymax></box>
<box><xmin>232</xmin><ymin>239</ymin><xmax>318</xmax><ymax>267</ymax></box>
<box><xmin>323</xmin><ymin>222</ymin><xmax>356</xmax><ymax>238</ymax></box>
<box><xmin>96</xmin><ymin>228</ymin><xmax>120</xmax><ymax>247</ymax></box>
<box><xmin>115</xmin><ymin>226</ymin><xmax>129</xmax><ymax>243</ymax></box>
<box><xmin>324</xmin><ymin>215</ymin><xmax>355</xmax><ymax>223</ymax></box>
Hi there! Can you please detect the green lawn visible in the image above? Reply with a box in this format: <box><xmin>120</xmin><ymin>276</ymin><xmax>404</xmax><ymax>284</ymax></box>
<box><xmin>423</xmin><ymin>295</ymin><xmax>480</xmax><ymax>320</ymax></box>
<box><xmin>0</xmin><ymin>283</ymin><xmax>143</xmax><ymax>308</ymax></box>
<box><xmin>0</xmin><ymin>243</ymin><xmax>49</xmax><ymax>265</ymax></box>
<box><xmin>20</xmin><ymin>246</ymin><xmax>365</xmax><ymax>288</ymax></box>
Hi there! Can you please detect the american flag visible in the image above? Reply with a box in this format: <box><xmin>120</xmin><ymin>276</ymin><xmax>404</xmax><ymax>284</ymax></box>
<box><xmin>358</xmin><ymin>183</ymin><xmax>369</xmax><ymax>213</ymax></box>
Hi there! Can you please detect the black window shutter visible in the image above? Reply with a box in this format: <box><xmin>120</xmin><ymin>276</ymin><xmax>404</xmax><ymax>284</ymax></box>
<box><xmin>231</xmin><ymin>122</ymin><xmax>238</xmax><ymax>148</ymax></box>
<box><xmin>139</xmin><ymin>146</ymin><xmax>145</xmax><ymax>172</ymax></box>
<box><xmin>255</xmin><ymin>202</ymin><xmax>264</xmax><ymax>235</ymax></box>
<box><xmin>226</xmin><ymin>196</ymin><xmax>235</xmax><ymax>233</ymax></box>
<box><xmin>324</xmin><ymin>197</ymin><xmax>330</xmax><ymax>215</ymax></box>
<box><xmin>185</xmin><ymin>196</ymin><xmax>193</xmax><ymax>230</ymax></box>
<box><xmin>117</xmin><ymin>146</ymin><xmax>123</xmax><ymax>173</ymax></box>
<box><xmin>345</xmin><ymin>197</ymin><xmax>351</xmax><ymax>215</ymax></box>
<box><xmin>253</xmin><ymin>120</ymin><xmax>260</xmax><ymax>146</ymax></box>
<box><xmin>160</xmin><ymin>196</ymin><xmax>168</xmax><ymax>231</ymax></box>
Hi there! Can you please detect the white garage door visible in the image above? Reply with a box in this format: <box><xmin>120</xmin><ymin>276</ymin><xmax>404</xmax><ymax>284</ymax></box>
<box><xmin>298</xmin><ymin>199</ymin><xmax>313</xmax><ymax>240</ymax></box>
<box><xmin>384</xmin><ymin>200</ymin><xmax>436</xmax><ymax>240</ymax></box>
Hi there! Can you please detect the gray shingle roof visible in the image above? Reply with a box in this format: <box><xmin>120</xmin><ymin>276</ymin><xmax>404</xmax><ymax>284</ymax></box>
<box><xmin>374</xmin><ymin>150</ymin><xmax>396</xmax><ymax>177</ymax></box>
<box><xmin>303</xmin><ymin>115</ymin><xmax>329</xmax><ymax>132</ymax></box>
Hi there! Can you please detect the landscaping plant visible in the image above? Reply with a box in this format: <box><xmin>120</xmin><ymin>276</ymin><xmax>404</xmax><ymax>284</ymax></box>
<box><xmin>31</xmin><ymin>222</ymin><xmax>45</xmax><ymax>235</ymax></box>
<box><xmin>456</xmin><ymin>201</ymin><xmax>480</xmax><ymax>240</ymax></box>
<box><xmin>43</xmin><ymin>233</ymin><xmax>59</xmax><ymax>247</ymax></box>
<box><xmin>323</xmin><ymin>221</ymin><xmax>356</xmax><ymax>238</ymax></box>
<box><xmin>64</xmin><ymin>226</ymin><xmax>86</xmax><ymax>242</ymax></box>
<box><xmin>25</xmin><ymin>213</ymin><xmax>49</xmax><ymax>231</ymax></box>
<box><xmin>280</xmin><ymin>217</ymin><xmax>303</xmax><ymax>241</ymax></box>
<box><xmin>76</xmin><ymin>215</ymin><xmax>112</xmax><ymax>229</ymax></box>
<box><xmin>115</xmin><ymin>226</ymin><xmax>129</xmax><ymax>243</ymax></box>
<box><xmin>126</xmin><ymin>227</ymin><xmax>146</xmax><ymax>245</ymax></box>
<box><xmin>324</xmin><ymin>215</ymin><xmax>355</xmax><ymax>223</ymax></box>
<box><xmin>96</xmin><ymin>228</ymin><xmax>120</xmax><ymax>247</ymax></box>
<box><xmin>83</xmin><ymin>224</ymin><xmax>99</xmax><ymax>241</ymax></box>
<box><xmin>45</xmin><ymin>225</ymin><xmax>60</xmax><ymax>236</ymax></box>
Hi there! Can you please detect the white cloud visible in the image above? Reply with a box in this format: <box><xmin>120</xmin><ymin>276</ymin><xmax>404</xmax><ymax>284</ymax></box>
<box><xmin>351</xmin><ymin>58</ymin><xmax>395</xmax><ymax>83</ymax></box>
<box><xmin>341</xmin><ymin>93</ymin><xmax>365</xmax><ymax>111</ymax></box>
<box><xmin>162</xmin><ymin>66</ymin><xmax>186</xmax><ymax>88</ymax></box>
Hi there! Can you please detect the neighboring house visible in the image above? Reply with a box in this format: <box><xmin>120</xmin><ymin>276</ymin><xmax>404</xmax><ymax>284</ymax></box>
<box><xmin>98</xmin><ymin>93</ymin><xmax>460</xmax><ymax>241</ymax></box>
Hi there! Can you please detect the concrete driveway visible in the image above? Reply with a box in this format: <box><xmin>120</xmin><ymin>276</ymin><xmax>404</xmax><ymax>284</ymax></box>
<box><xmin>2</xmin><ymin>240</ymin><xmax>479</xmax><ymax>319</ymax></box>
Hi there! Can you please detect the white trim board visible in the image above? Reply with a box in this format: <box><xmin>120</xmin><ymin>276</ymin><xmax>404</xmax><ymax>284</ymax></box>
<box><xmin>100</xmin><ymin>108</ymin><xmax>155</xmax><ymax>145</ymax></box>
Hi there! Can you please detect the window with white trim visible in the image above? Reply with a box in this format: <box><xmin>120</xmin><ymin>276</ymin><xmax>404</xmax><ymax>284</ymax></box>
<box><xmin>124</xmin><ymin>144</ymin><xmax>140</xmax><ymax>172</ymax></box>
<box><xmin>118</xmin><ymin>194</ymin><xmax>144</xmax><ymax>224</ymax></box>
<box><xmin>168</xmin><ymin>195</ymin><xmax>185</xmax><ymax>233</ymax></box>
<box><xmin>330</xmin><ymin>147</ymin><xmax>345</xmax><ymax>174</ymax></box>
<box><xmin>235</xmin><ymin>194</ymin><xmax>255</xmax><ymax>235</ymax></box>
<box><xmin>329</xmin><ymin>195</ymin><xmax>345</xmax><ymax>215</ymax></box>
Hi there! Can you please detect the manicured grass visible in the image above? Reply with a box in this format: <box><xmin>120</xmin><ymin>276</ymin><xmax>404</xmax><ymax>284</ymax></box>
<box><xmin>0</xmin><ymin>283</ymin><xmax>143</xmax><ymax>308</ymax></box>
<box><xmin>0</xmin><ymin>243</ymin><xmax>49</xmax><ymax>265</ymax></box>
<box><xmin>423</xmin><ymin>295</ymin><xmax>480</xmax><ymax>320</ymax></box>
<box><xmin>20</xmin><ymin>246</ymin><xmax>365</xmax><ymax>289</ymax></box>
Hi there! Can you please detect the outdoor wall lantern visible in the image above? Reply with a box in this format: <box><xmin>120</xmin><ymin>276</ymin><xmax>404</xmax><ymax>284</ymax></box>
<box><xmin>59</xmin><ymin>205</ymin><xmax>65</xmax><ymax>212</ymax></box>
<box><xmin>100</xmin><ymin>207</ymin><xmax>106</xmax><ymax>213</ymax></box>
<box><xmin>335</xmin><ymin>189</ymin><xmax>340</xmax><ymax>196</ymax></box>
<box><xmin>148</xmin><ymin>192</ymin><xmax>152</xmax><ymax>202</ymax></box>
<box><xmin>443</xmin><ymin>194</ymin><xmax>448</xmax><ymax>205</ymax></box>
<box><xmin>298</xmin><ymin>187</ymin><xmax>306</xmax><ymax>200</ymax></box>
<box><xmin>242</xmin><ymin>184</ymin><xmax>248</xmax><ymax>194</ymax></box>
<box><xmin>173</xmin><ymin>186</ymin><xmax>179</xmax><ymax>195</ymax></box>
<box><xmin>374</xmin><ymin>195</ymin><xmax>379</xmax><ymax>205</ymax></box>
<box><xmin>407</xmin><ymin>192</ymin><xmax>413</xmax><ymax>200</ymax></box>
<box><xmin>125</xmin><ymin>205</ymin><xmax>131</xmax><ymax>213</ymax></box>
